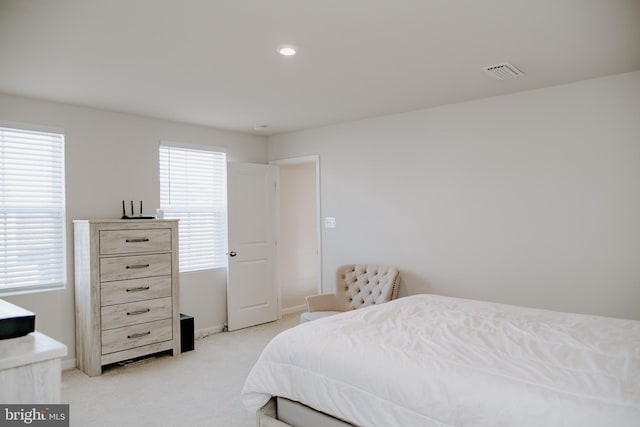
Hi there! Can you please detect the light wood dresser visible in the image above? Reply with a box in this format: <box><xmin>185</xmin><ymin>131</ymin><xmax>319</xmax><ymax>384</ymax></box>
<box><xmin>73</xmin><ymin>219</ymin><xmax>180</xmax><ymax>376</ymax></box>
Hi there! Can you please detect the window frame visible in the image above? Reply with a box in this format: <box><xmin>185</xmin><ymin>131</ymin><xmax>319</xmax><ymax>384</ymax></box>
<box><xmin>159</xmin><ymin>141</ymin><xmax>228</xmax><ymax>273</ymax></box>
<box><xmin>0</xmin><ymin>122</ymin><xmax>67</xmax><ymax>297</ymax></box>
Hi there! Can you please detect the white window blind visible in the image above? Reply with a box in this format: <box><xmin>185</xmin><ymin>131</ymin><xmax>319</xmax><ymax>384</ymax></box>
<box><xmin>159</xmin><ymin>144</ymin><xmax>227</xmax><ymax>272</ymax></box>
<box><xmin>0</xmin><ymin>126</ymin><xmax>66</xmax><ymax>294</ymax></box>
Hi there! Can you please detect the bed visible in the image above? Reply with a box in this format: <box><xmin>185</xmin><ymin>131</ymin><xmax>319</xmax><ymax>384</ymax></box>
<box><xmin>242</xmin><ymin>294</ymin><xmax>640</xmax><ymax>426</ymax></box>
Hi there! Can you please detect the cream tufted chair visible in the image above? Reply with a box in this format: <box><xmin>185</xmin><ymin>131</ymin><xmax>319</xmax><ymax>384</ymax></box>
<box><xmin>300</xmin><ymin>264</ymin><xmax>401</xmax><ymax>323</ymax></box>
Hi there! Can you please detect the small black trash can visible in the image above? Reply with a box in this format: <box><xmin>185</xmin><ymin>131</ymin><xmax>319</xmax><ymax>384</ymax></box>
<box><xmin>180</xmin><ymin>313</ymin><xmax>195</xmax><ymax>352</ymax></box>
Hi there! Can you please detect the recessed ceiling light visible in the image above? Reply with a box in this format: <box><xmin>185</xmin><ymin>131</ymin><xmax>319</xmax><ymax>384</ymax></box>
<box><xmin>278</xmin><ymin>46</ymin><xmax>297</xmax><ymax>56</ymax></box>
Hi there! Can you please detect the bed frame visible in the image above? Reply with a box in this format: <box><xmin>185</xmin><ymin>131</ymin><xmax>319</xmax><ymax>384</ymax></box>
<box><xmin>257</xmin><ymin>397</ymin><xmax>354</xmax><ymax>427</ymax></box>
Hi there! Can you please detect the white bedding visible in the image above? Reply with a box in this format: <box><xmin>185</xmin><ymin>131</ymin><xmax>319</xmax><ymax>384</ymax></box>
<box><xmin>242</xmin><ymin>294</ymin><xmax>640</xmax><ymax>426</ymax></box>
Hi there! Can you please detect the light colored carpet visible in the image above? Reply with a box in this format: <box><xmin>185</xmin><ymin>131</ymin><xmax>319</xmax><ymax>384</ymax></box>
<box><xmin>62</xmin><ymin>313</ymin><xmax>300</xmax><ymax>427</ymax></box>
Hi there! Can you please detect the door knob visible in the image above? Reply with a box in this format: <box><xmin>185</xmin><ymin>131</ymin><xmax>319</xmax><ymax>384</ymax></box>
<box><xmin>229</xmin><ymin>251</ymin><xmax>237</xmax><ymax>257</ymax></box>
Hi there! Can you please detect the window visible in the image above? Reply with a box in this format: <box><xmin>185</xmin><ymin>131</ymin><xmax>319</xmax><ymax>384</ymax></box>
<box><xmin>0</xmin><ymin>125</ymin><xmax>66</xmax><ymax>295</ymax></box>
<box><xmin>159</xmin><ymin>144</ymin><xmax>227</xmax><ymax>272</ymax></box>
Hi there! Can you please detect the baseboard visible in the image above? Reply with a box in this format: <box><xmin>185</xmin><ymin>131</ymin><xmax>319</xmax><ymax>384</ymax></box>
<box><xmin>195</xmin><ymin>324</ymin><xmax>225</xmax><ymax>340</ymax></box>
<box><xmin>280</xmin><ymin>304</ymin><xmax>306</xmax><ymax>316</ymax></box>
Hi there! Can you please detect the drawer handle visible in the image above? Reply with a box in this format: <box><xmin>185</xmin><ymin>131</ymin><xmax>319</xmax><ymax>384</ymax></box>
<box><xmin>126</xmin><ymin>286</ymin><xmax>150</xmax><ymax>293</ymax></box>
<box><xmin>127</xmin><ymin>308</ymin><xmax>151</xmax><ymax>316</ymax></box>
<box><xmin>125</xmin><ymin>238</ymin><xmax>150</xmax><ymax>243</ymax></box>
<box><xmin>126</xmin><ymin>264</ymin><xmax>150</xmax><ymax>269</ymax></box>
<box><xmin>127</xmin><ymin>331</ymin><xmax>151</xmax><ymax>339</ymax></box>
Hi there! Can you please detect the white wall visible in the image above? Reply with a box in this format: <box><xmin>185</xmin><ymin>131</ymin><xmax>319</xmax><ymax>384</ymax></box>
<box><xmin>279</xmin><ymin>163</ymin><xmax>318</xmax><ymax>310</ymax></box>
<box><xmin>0</xmin><ymin>93</ymin><xmax>267</xmax><ymax>366</ymax></box>
<box><xmin>268</xmin><ymin>71</ymin><xmax>640</xmax><ymax>320</ymax></box>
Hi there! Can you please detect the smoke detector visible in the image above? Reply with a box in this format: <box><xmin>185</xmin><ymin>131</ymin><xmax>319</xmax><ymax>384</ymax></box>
<box><xmin>482</xmin><ymin>62</ymin><xmax>524</xmax><ymax>80</ymax></box>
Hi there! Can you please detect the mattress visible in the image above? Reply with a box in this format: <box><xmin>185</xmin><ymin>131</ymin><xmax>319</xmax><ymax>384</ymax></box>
<box><xmin>242</xmin><ymin>294</ymin><xmax>640</xmax><ymax>426</ymax></box>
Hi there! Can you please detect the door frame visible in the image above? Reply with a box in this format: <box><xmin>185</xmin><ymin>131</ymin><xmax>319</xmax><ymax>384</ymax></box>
<box><xmin>270</xmin><ymin>155</ymin><xmax>322</xmax><ymax>317</ymax></box>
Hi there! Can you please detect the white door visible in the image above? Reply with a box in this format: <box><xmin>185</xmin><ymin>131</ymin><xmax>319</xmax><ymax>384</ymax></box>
<box><xmin>227</xmin><ymin>162</ymin><xmax>278</xmax><ymax>331</ymax></box>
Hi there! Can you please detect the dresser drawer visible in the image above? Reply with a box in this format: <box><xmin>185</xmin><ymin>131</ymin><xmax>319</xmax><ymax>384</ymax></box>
<box><xmin>99</xmin><ymin>228</ymin><xmax>171</xmax><ymax>255</ymax></box>
<box><xmin>101</xmin><ymin>318</ymin><xmax>173</xmax><ymax>355</ymax></box>
<box><xmin>101</xmin><ymin>276</ymin><xmax>172</xmax><ymax>306</ymax></box>
<box><xmin>101</xmin><ymin>297</ymin><xmax>173</xmax><ymax>330</ymax></box>
<box><xmin>100</xmin><ymin>253</ymin><xmax>172</xmax><ymax>282</ymax></box>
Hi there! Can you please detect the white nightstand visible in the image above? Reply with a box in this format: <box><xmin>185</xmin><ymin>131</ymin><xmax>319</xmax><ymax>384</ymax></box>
<box><xmin>0</xmin><ymin>331</ymin><xmax>67</xmax><ymax>403</ymax></box>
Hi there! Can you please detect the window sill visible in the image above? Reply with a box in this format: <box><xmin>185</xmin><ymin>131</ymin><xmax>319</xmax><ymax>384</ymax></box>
<box><xmin>0</xmin><ymin>283</ymin><xmax>66</xmax><ymax>298</ymax></box>
<box><xmin>179</xmin><ymin>267</ymin><xmax>227</xmax><ymax>275</ymax></box>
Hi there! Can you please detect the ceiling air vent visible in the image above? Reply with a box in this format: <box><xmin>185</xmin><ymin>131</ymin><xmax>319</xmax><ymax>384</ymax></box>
<box><xmin>482</xmin><ymin>62</ymin><xmax>524</xmax><ymax>80</ymax></box>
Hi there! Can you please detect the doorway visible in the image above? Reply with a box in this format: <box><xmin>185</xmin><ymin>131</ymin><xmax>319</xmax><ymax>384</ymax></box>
<box><xmin>271</xmin><ymin>156</ymin><xmax>322</xmax><ymax>315</ymax></box>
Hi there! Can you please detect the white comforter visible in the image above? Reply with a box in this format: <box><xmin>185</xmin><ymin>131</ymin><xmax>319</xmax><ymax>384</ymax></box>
<box><xmin>242</xmin><ymin>294</ymin><xmax>640</xmax><ymax>426</ymax></box>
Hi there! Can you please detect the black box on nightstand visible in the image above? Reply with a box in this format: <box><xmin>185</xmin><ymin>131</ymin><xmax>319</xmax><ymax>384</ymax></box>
<box><xmin>0</xmin><ymin>299</ymin><xmax>35</xmax><ymax>340</ymax></box>
<box><xmin>180</xmin><ymin>313</ymin><xmax>194</xmax><ymax>352</ymax></box>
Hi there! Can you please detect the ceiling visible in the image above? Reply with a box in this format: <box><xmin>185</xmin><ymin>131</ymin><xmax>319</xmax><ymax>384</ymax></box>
<box><xmin>1</xmin><ymin>0</ymin><xmax>639</xmax><ymax>136</ymax></box>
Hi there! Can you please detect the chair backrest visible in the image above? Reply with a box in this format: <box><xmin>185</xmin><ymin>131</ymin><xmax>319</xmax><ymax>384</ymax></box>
<box><xmin>335</xmin><ymin>264</ymin><xmax>400</xmax><ymax>311</ymax></box>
